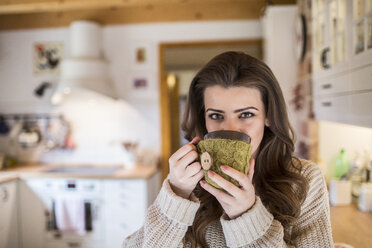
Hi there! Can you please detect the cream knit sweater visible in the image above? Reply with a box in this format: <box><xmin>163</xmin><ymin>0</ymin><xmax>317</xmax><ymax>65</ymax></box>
<box><xmin>123</xmin><ymin>159</ymin><xmax>334</xmax><ymax>247</ymax></box>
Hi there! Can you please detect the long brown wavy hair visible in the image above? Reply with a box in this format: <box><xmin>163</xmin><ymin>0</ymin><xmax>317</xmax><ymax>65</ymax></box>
<box><xmin>181</xmin><ymin>51</ymin><xmax>309</xmax><ymax>247</ymax></box>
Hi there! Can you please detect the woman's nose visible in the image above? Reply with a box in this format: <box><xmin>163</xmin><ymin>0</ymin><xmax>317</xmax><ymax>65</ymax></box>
<box><xmin>223</xmin><ymin>119</ymin><xmax>241</xmax><ymax>132</ymax></box>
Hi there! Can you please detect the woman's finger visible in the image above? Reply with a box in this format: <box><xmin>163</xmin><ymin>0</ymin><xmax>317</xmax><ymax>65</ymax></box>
<box><xmin>169</xmin><ymin>137</ymin><xmax>199</xmax><ymax>164</ymax></box>
<box><xmin>190</xmin><ymin>167</ymin><xmax>204</xmax><ymax>182</ymax></box>
<box><xmin>177</xmin><ymin>150</ymin><xmax>199</xmax><ymax>169</ymax></box>
<box><xmin>220</xmin><ymin>166</ymin><xmax>250</xmax><ymax>190</ymax></box>
<box><xmin>190</xmin><ymin>136</ymin><xmax>200</xmax><ymax>145</ymax></box>
<box><xmin>206</xmin><ymin>171</ymin><xmax>241</xmax><ymax>197</ymax></box>
<box><xmin>200</xmin><ymin>180</ymin><xmax>234</xmax><ymax>204</ymax></box>
<box><xmin>186</xmin><ymin>161</ymin><xmax>202</xmax><ymax>176</ymax></box>
<box><xmin>247</xmin><ymin>159</ymin><xmax>255</xmax><ymax>183</ymax></box>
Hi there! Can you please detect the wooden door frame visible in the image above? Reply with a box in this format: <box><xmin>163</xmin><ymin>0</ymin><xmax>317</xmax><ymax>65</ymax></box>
<box><xmin>158</xmin><ymin>39</ymin><xmax>262</xmax><ymax>181</ymax></box>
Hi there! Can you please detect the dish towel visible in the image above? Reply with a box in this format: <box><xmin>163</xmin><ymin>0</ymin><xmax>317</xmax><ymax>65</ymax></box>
<box><xmin>54</xmin><ymin>195</ymin><xmax>86</xmax><ymax>235</ymax></box>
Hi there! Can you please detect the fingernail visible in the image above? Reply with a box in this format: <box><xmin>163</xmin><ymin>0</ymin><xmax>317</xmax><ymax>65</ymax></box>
<box><xmin>220</xmin><ymin>166</ymin><xmax>227</xmax><ymax>171</ymax></box>
<box><xmin>208</xmin><ymin>171</ymin><xmax>214</xmax><ymax>177</ymax></box>
<box><xmin>200</xmin><ymin>180</ymin><xmax>206</xmax><ymax>186</ymax></box>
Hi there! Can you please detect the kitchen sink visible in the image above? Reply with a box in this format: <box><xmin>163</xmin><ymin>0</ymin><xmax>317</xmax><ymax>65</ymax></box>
<box><xmin>44</xmin><ymin>166</ymin><xmax>121</xmax><ymax>175</ymax></box>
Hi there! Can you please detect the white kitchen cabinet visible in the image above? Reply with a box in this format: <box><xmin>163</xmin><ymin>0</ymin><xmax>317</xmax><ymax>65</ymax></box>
<box><xmin>104</xmin><ymin>171</ymin><xmax>161</xmax><ymax>248</ymax></box>
<box><xmin>18</xmin><ymin>179</ymin><xmax>53</xmax><ymax>248</ymax></box>
<box><xmin>0</xmin><ymin>180</ymin><xmax>19</xmax><ymax>248</ymax></box>
<box><xmin>312</xmin><ymin>0</ymin><xmax>372</xmax><ymax>128</ymax></box>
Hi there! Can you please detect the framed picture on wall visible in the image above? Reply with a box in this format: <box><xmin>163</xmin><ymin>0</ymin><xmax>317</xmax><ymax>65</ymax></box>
<box><xmin>129</xmin><ymin>71</ymin><xmax>157</xmax><ymax>99</ymax></box>
<box><xmin>33</xmin><ymin>42</ymin><xmax>63</xmax><ymax>75</ymax></box>
<box><xmin>130</xmin><ymin>41</ymin><xmax>152</xmax><ymax>69</ymax></box>
<box><xmin>133</xmin><ymin>77</ymin><xmax>148</xmax><ymax>89</ymax></box>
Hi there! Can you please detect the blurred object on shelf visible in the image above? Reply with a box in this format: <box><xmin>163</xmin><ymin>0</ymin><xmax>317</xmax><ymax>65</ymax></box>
<box><xmin>136</xmin><ymin>148</ymin><xmax>160</xmax><ymax>167</ymax></box>
<box><xmin>0</xmin><ymin>113</ymin><xmax>73</xmax><ymax>163</ymax></box>
<box><xmin>346</xmin><ymin>148</ymin><xmax>371</xmax><ymax>197</ymax></box>
<box><xmin>0</xmin><ymin>152</ymin><xmax>4</xmax><ymax>169</ymax></box>
<box><xmin>122</xmin><ymin>141</ymin><xmax>138</xmax><ymax>169</ymax></box>
<box><xmin>17</xmin><ymin>120</ymin><xmax>42</xmax><ymax>148</ymax></box>
<box><xmin>0</xmin><ymin>116</ymin><xmax>10</xmax><ymax>135</ymax></box>
<box><xmin>2</xmin><ymin>155</ymin><xmax>17</xmax><ymax>169</ymax></box>
<box><xmin>329</xmin><ymin>179</ymin><xmax>352</xmax><ymax>206</ymax></box>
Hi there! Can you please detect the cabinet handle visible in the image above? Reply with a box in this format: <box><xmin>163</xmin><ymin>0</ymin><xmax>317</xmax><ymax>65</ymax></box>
<box><xmin>1</xmin><ymin>188</ymin><xmax>8</xmax><ymax>202</ymax></box>
<box><xmin>67</xmin><ymin>242</ymin><xmax>81</xmax><ymax>247</ymax></box>
<box><xmin>321</xmin><ymin>47</ymin><xmax>331</xmax><ymax>69</ymax></box>
<box><xmin>322</xmin><ymin>83</ymin><xmax>332</xmax><ymax>89</ymax></box>
<box><xmin>321</xmin><ymin>101</ymin><xmax>332</xmax><ymax>107</ymax></box>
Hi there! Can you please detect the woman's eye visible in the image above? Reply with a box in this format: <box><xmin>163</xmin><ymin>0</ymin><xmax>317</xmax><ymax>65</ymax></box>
<box><xmin>239</xmin><ymin>112</ymin><xmax>254</xmax><ymax>119</ymax></box>
<box><xmin>208</xmin><ymin>113</ymin><xmax>223</xmax><ymax>120</ymax></box>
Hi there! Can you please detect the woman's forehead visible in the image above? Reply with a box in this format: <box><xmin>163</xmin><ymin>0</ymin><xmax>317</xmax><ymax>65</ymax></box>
<box><xmin>204</xmin><ymin>86</ymin><xmax>264</xmax><ymax>110</ymax></box>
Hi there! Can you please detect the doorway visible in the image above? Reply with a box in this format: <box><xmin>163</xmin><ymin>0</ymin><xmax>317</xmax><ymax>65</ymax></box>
<box><xmin>158</xmin><ymin>40</ymin><xmax>263</xmax><ymax>180</ymax></box>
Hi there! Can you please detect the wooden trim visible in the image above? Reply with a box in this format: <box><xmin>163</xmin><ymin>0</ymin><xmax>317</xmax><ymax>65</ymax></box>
<box><xmin>160</xmin><ymin>39</ymin><xmax>263</xmax><ymax>48</ymax></box>
<box><xmin>158</xmin><ymin>39</ymin><xmax>263</xmax><ymax>181</ymax></box>
<box><xmin>0</xmin><ymin>3</ymin><xmax>263</xmax><ymax>30</ymax></box>
<box><xmin>0</xmin><ymin>0</ymin><xmax>298</xmax><ymax>15</ymax></box>
<box><xmin>158</xmin><ymin>43</ymin><xmax>171</xmax><ymax>181</ymax></box>
<box><xmin>0</xmin><ymin>0</ymin><xmax>241</xmax><ymax>15</ymax></box>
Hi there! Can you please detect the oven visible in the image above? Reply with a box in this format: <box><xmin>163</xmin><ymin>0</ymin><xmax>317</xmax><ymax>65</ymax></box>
<box><xmin>21</xmin><ymin>178</ymin><xmax>105</xmax><ymax>248</ymax></box>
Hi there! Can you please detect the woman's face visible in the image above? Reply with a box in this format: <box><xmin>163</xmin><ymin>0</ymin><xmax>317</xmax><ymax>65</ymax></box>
<box><xmin>204</xmin><ymin>85</ymin><xmax>269</xmax><ymax>158</ymax></box>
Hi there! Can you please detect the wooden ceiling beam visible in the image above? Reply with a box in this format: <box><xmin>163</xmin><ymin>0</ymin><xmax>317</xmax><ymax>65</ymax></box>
<box><xmin>0</xmin><ymin>2</ymin><xmax>263</xmax><ymax>30</ymax></box>
<box><xmin>0</xmin><ymin>0</ymin><xmax>295</xmax><ymax>15</ymax></box>
<box><xmin>0</xmin><ymin>0</ymin><xmax>257</xmax><ymax>15</ymax></box>
<box><xmin>0</xmin><ymin>0</ymin><xmax>296</xmax><ymax>30</ymax></box>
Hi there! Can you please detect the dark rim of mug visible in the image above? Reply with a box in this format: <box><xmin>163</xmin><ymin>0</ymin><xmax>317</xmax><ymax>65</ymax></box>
<box><xmin>203</xmin><ymin>130</ymin><xmax>251</xmax><ymax>144</ymax></box>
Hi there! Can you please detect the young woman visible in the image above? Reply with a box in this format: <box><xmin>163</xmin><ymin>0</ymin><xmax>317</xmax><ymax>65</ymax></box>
<box><xmin>123</xmin><ymin>52</ymin><xmax>334</xmax><ymax>247</ymax></box>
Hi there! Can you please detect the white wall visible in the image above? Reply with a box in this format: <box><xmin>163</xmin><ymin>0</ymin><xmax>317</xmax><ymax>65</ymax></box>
<box><xmin>262</xmin><ymin>6</ymin><xmax>301</xmax><ymax>147</ymax></box>
<box><xmin>0</xmin><ymin>28</ymin><xmax>69</xmax><ymax>113</ymax></box>
<box><xmin>0</xmin><ymin>20</ymin><xmax>262</xmax><ymax>161</ymax></box>
<box><xmin>263</xmin><ymin>6</ymin><xmax>297</xmax><ymax>107</ymax></box>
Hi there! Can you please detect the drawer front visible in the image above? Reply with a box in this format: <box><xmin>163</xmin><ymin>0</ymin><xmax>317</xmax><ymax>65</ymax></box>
<box><xmin>349</xmin><ymin>91</ymin><xmax>372</xmax><ymax>128</ymax></box>
<box><xmin>313</xmin><ymin>73</ymin><xmax>350</xmax><ymax>96</ymax></box>
<box><xmin>313</xmin><ymin>95</ymin><xmax>351</xmax><ymax>123</ymax></box>
<box><xmin>349</xmin><ymin>64</ymin><xmax>372</xmax><ymax>92</ymax></box>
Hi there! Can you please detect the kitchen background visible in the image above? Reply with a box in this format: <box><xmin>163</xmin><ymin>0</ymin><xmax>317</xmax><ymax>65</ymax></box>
<box><xmin>0</xmin><ymin>0</ymin><xmax>371</xmax><ymax>248</ymax></box>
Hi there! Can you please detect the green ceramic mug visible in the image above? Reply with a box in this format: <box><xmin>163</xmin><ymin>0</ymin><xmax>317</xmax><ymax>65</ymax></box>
<box><xmin>197</xmin><ymin>130</ymin><xmax>252</xmax><ymax>189</ymax></box>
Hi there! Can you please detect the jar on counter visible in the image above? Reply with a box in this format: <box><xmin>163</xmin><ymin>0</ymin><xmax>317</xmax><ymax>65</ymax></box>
<box><xmin>358</xmin><ymin>183</ymin><xmax>372</xmax><ymax>212</ymax></box>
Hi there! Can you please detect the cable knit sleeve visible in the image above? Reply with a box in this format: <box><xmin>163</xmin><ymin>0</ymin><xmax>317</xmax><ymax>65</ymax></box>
<box><xmin>122</xmin><ymin>178</ymin><xmax>200</xmax><ymax>248</ymax></box>
<box><xmin>220</xmin><ymin>159</ymin><xmax>334</xmax><ymax>248</ymax></box>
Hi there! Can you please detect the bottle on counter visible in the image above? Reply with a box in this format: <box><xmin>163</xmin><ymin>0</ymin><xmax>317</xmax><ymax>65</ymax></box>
<box><xmin>335</xmin><ymin>149</ymin><xmax>350</xmax><ymax>179</ymax></box>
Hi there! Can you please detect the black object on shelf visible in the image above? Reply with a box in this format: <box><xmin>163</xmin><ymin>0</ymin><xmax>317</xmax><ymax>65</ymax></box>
<box><xmin>34</xmin><ymin>82</ymin><xmax>52</xmax><ymax>97</ymax></box>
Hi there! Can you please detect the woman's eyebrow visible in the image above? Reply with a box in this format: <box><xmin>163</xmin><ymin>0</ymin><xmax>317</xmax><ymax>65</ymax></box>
<box><xmin>205</xmin><ymin>108</ymin><xmax>224</xmax><ymax>113</ymax></box>
<box><xmin>234</xmin><ymin>106</ymin><xmax>258</xmax><ymax>113</ymax></box>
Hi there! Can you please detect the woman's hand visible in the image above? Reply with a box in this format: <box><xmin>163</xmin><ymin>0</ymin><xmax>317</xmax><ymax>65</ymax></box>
<box><xmin>168</xmin><ymin>137</ymin><xmax>204</xmax><ymax>199</ymax></box>
<box><xmin>200</xmin><ymin>159</ymin><xmax>256</xmax><ymax>219</ymax></box>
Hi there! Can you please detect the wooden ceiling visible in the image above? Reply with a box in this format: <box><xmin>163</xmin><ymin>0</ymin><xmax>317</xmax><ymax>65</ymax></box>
<box><xmin>0</xmin><ymin>0</ymin><xmax>296</xmax><ymax>30</ymax></box>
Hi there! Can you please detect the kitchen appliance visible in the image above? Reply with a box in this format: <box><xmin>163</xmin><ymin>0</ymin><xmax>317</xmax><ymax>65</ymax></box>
<box><xmin>21</xmin><ymin>178</ymin><xmax>105</xmax><ymax>248</ymax></box>
<box><xmin>52</xmin><ymin>20</ymin><xmax>116</xmax><ymax>105</ymax></box>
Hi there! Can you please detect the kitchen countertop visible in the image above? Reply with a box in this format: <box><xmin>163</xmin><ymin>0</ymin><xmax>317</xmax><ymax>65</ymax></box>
<box><xmin>0</xmin><ymin>163</ymin><xmax>159</xmax><ymax>182</ymax></box>
<box><xmin>330</xmin><ymin>202</ymin><xmax>372</xmax><ymax>248</ymax></box>
<box><xmin>0</xmin><ymin>174</ymin><xmax>19</xmax><ymax>184</ymax></box>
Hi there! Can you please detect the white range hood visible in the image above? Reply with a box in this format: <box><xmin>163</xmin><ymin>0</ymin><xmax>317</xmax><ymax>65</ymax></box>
<box><xmin>52</xmin><ymin>20</ymin><xmax>116</xmax><ymax>104</ymax></box>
